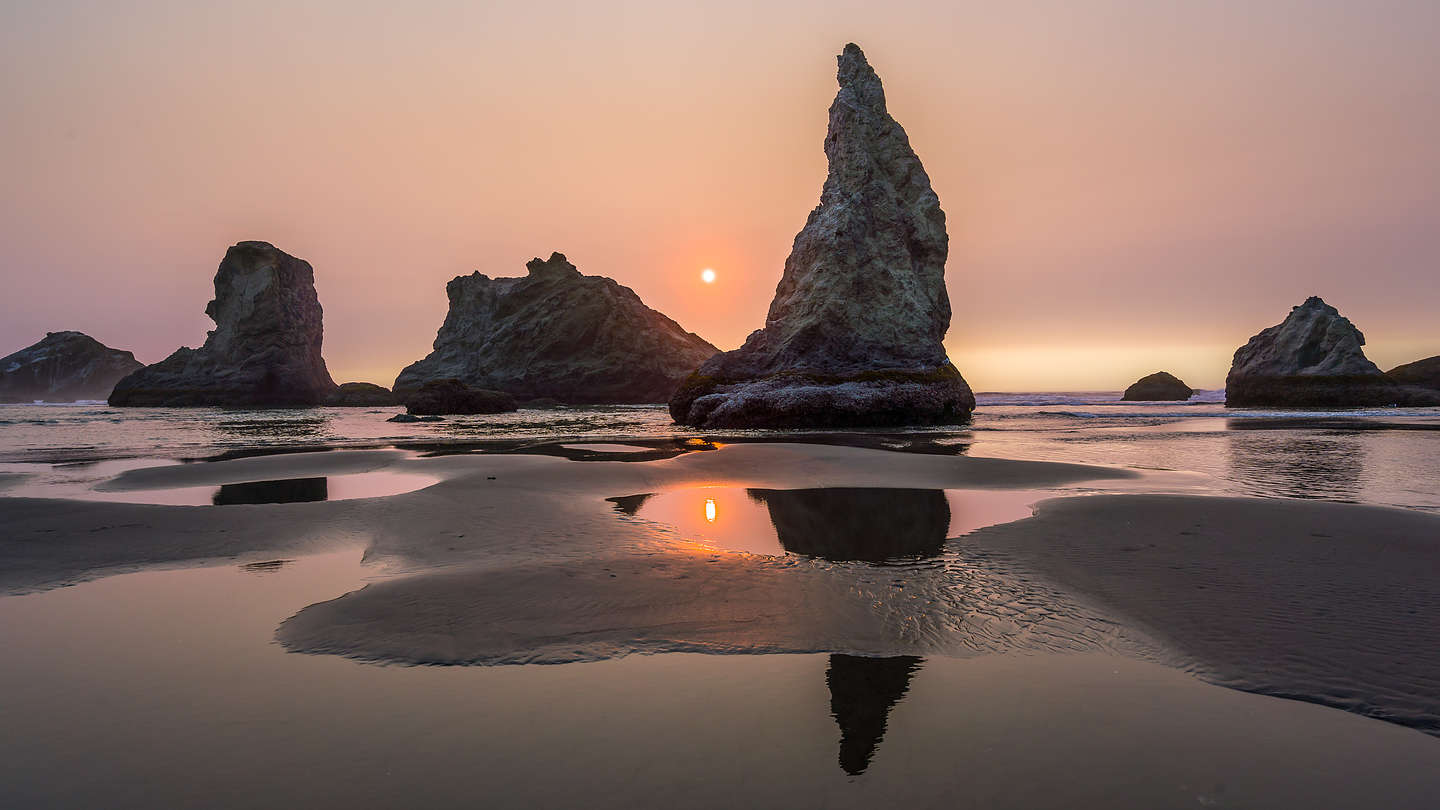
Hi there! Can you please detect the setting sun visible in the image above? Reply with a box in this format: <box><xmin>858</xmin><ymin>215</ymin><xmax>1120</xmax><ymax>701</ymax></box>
<box><xmin>700</xmin><ymin>268</ymin><xmax>716</xmax><ymax>284</ymax></box>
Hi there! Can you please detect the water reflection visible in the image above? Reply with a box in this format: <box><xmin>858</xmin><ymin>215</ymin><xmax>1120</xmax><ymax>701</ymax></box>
<box><xmin>238</xmin><ymin>559</ymin><xmax>293</xmax><ymax>574</ymax></box>
<box><xmin>617</xmin><ymin>486</ymin><xmax>1033</xmax><ymax>562</ymax></box>
<box><xmin>214</xmin><ymin>477</ymin><xmax>328</xmax><ymax>505</ymax></box>
<box><xmin>749</xmin><ymin>489</ymin><xmax>949</xmax><ymax>562</ymax></box>
<box><xmin>1226</xmin><ymin>430</ymin><xmax>1367</xmax><ymax>501</ymax></box>
<box><xmin>827</xmin><ymin>654</ymin><xmax>923</xmax><ymax>775</ymax></box>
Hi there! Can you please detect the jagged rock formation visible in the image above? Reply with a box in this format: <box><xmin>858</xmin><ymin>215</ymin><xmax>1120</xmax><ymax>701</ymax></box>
<box><xmin>327</xmin><ymin>382</ymin><xmax>398</xmax><ymax>407</ymax></box>
<box><xmin>669</xmin><ymin>44</ymin><xmax>973</xmax><ymax>427</ymax></box>
<box><xmin>393</xmin><ymin>253</ymin><xmax>717</xmax><ymax>404</ymax></box>
<box><xmin>403</xmin><ymin>379</ymin><xmax>517</xmax><ymax>415</ymax></box>
<box><xmin>109</xmin><ymin>242</ymin><xmax>336</xmax><ymax>407</ymax></box>
<box><xmin>1387</xmin><ymin>356</ymin><xmax>1440</xmax><ymax>391</ymax></box>
<box><xmin>0</xmin><ymin>331</ymin><xmax>143</xmax><ymax>403</ymax></box>
<box><xmin>1121</xmin><ymin>371</ymin><xmax>1194</xmax><ymax>401</ymax></box>
<box><xmin>1226</xmin><ymin>297</ymin><xmax>1440</xmax><ymax>407</ymax></box>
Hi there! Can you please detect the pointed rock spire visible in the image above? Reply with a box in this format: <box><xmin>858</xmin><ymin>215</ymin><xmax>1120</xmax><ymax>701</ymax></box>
<box><xmin>669</xmin><ymin>44</ymin><xmax>973</xmax><ymax>427</ymax></box>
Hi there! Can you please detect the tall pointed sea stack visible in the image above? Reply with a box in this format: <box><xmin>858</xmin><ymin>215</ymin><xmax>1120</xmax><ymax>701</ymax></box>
<box><xmin>1226</xmin><ymin>296</ymin><xmax>1440</xmax><ymax>407</ymax></box>
<box><xmin>109</xmin><ymin>241</ymin><xmax>336</xmax><ymax>407</ymax></box>
<box><xmin>669</xmin><ymin>44</ymin><xmax>973</xmax><ymax>427</ymax></box>
<box><xmin>394</xmin><ymin>252</ymin><xmax>718</xmax><ymax>404</ymax></box>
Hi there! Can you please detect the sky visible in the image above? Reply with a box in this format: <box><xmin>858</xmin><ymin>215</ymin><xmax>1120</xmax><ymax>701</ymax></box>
<box><xmin>2</xmin><ymin>0</ymin><xmax>1438</xmax><ymax>391</ymax></box>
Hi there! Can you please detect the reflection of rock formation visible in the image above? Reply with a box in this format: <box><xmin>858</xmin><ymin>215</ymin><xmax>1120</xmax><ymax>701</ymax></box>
<box><xmin>747</xmin><ymin>488</ymin><xmax>949</xmax><ymax>562</ymax></box>
<box><xmin>213</xmin><ymin>477</ymin><xmax>329</xmax><ymax>506</ymax></box>
<box><xmin>826</xmin><ymin>654</ymin><xmax>922</xmax><ymax>775</ymax></box>
<box><xmin>1225</xmin><ymin>431</ymin><xmax>1365</xmax><ymax>501</ymax></box>
<box><xmin>606</xmin><ymin>493</ymin><xmax>655</xmax><ymax>516</ymax></box>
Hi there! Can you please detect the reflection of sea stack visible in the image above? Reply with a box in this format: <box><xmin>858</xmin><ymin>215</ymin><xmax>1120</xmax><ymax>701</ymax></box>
<box><xmin>669</xmin><ymin>44</ymin><xmax>973</xmax><ymax>427</ymax></box>
<box><xmin>826</xmin><ymin>654</ymin><xmax>922</xmax><ymax>775</ymax></box>
<box><xmin>747</xmin><ymin>488</ymin><xmax>949</xmax><ymax>562</ymax></box>
<box><xmin>109</xmin><ymin>241</ymin><xmax>337</xmax><ymax>407</ymax></box>
<box><xmin>394</xmin><ymin>252</ymin><xmax>717</xmax><ymax>404</ymax></box>
<box><xmin>1225</xmin><ymin>296</ymin><xmax>1440</xmax><ymax>407</ymax></box>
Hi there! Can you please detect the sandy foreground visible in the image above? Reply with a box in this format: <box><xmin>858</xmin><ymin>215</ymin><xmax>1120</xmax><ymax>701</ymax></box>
<box><xmin>2</xmin><ymin>441</ymin><xmax>1439</xmax><ymax>741</ymax></box>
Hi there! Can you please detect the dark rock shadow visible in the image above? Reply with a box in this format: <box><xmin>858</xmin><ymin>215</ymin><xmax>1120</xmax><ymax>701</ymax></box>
<box><xmin>827</xmin><ymin>654</ymin><xmax>923</xmax><ymax>775</ymax></box>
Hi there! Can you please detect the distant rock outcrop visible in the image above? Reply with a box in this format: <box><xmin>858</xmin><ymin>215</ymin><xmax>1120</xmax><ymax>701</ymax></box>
<box><xmin>393</xmin><ymin>252</ymin><xmax>717</xmax><ymax>404</ymax></box>
<box><xmin>1226</xmin><ymin>297</ymin><xmax>1440</xmax><ymax>407</ymax></box>
<box><xmin>0</xmin><ymin>331</ymin><xmax>143</xmax><ymax>403</ymax></box>
<box><xmin>1386</xmin><ymin>356</ymin><xmax>1440</xmax><ymax>391</ymax></box>
<box><xmin>1122</xmin><ymin>371</ymin><xmax>1193</xmax><ymax>401</ymax></box>
<box><xmin>327</xmin><ymin>382</ymin><xmax>398</xmax><ymax>407</ymax></box>
<box><xmin>109</xmin><ymin>241</ymin><xmax>337</xmax><ymax>407</ymax></box>
<box><xmin>668</xmin><ymin>44</ymin><xmax>973</xmax><ymax>428</ymax></box>
<box><xmin>404</xmin><ymin>379</ymin><xmax>518</xmax><ymax>415</ymax></box>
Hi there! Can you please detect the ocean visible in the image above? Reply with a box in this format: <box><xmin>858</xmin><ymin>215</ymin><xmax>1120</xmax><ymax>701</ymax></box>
<box><xmin>4</xmin><ymin>391</ymin><xmax>1440</xmax><ymax>512</ymax></box>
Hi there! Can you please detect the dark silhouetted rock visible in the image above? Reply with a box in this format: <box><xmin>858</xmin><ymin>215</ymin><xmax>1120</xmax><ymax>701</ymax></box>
<box><xmin>326</xmin><ymin>382</ymin><xmax>397</xmax><ymax>407</ymax></box>
<box><xmin>393</xmin><ymin>252</ymin><xmax>717</xmax><ymax>404</ymax></box>
<box><xmin>109</xmin><ymin>242</ymin><xmax>336</xmax><ymax>407</ymax></box>
<box><xmin>404</xmin><ymin>379</ymin><xmax>517</xmax><ymax>415</ymax></box>
<box><xmin>1387</xmin><ymin>356</ymin><xmax>1440</xmax><ymax>391</ymax></box>
<box><xmin>0</xmin><ymin>331</ymin><xmax>143</xmax><ymax>403</ymax></box>
<box><xmin>1122</xmin><ymin>371</ymin><xmax>1194</xmax><ymax>401</ymax></box>
<box><xmin>1226</xmin><ymin>297</ymin><xmax>1440</xmax><ymax>407</ymax></box>
<box><xmin>669</xmin><ymin>44</ymin><xmax>973</xmax><ymax>427</ymax></box>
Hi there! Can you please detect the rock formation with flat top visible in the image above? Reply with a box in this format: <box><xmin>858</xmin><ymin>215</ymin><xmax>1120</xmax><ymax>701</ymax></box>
<box><xmin>669</xmin><ymin>44</ymin><xmax>973</xmax><ymax>427</ymax></box>
<box><xmin>394</xmin><ymin>252</ymin><xmax>717</xmax><ymax>404</ymax></box>
<box><xmin>0</xmin><ymin>331</ymin><xmax>143</xmax><ymax>403</ymax></box>
<box><xmin>1122</xmin><ymin>371</ymin><xmax>1194</xmax><ymax>401</ymax></box>
<box><xmin>1226</xmin><ymin>296</ymin><xmax>1440</xmax><ymax>407</ymax></box>
<box><xmin>109</xmin><ymin>241</ymin><xmax>336</xmax><ymax>407</ymax></box>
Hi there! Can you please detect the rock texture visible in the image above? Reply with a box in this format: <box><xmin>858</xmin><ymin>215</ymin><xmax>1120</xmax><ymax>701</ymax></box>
<box><xmin>668</xmin><ymin>44</ymin><xmax>973</xmax><ymax>428</ymax></box>
<box><xmin>404</xmin><ymin>379</ymin><xmax>518</xmax><ymax>415</ymax></box>
<box><xmin>393</xmin><ymin>253</ymin><xmax>717</xmax><ymax>404</ymax></box>
<box><xmin>0</xmin><ymin>331</ymin><xmax>143</xmax><ymax>403</ymax></box>
<box><xmin>326</xmin><ymin>382</ymin><xmax>398</xmax><ymax>407</ymax></box>
<box><xmin>109</xmin><ymin>242</ymin><xmax>336</xmax><ymax>407</ymax></box>
<box><xmin>1226</xmin><ymin>296</ymin><xmax>1440</xmax><ymax>407</ymax></box>
<box><xmin>1121</xmin><ymin>371</ymin><xmax>1193</xmax><ymax>401</ymax></box>
<box><xmin>1386</xmin><ymin>356</ymin><xmax>1440</xmax><ymax>391</ymax></box>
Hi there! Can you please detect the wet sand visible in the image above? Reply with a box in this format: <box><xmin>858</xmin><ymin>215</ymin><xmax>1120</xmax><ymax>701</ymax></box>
<box><xmin>2</xmin><ymin>440</ymin><xmax>1439</xmax><ymax>762</ymax></box>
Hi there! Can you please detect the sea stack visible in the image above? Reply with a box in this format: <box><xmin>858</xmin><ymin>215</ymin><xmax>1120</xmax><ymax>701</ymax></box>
<box><xmin>1387</xmin><ymin>356</ymin><xmax>1440</xmax><ymax>391</ymax></box>
<box><xmin>0</xmin><ymin>331</ymin><xmax>143</xmax><ymax>403</ymax></box>
<box><xmin>1121</xmin><ymin>371</ymin><xmax>1194</xmax><ymax>401</ymax></box>
<box><xmin>109</xmin><ymin>241</ymin><xmax>337</xmax><ymax>407</ymax></box>
<box><xmin>1226</xmin><ymin>296</ymin><xmax>1439</xmax><ymax>407</ymax></box>
<box><xmin>393</xmin><ymin>252</ymin><xmax>717</xmax><ymax>404</ymax></box>
<box><xmin>668</xmin><ymin>44</ymin><xmax>973</xmax><ymax>428</ymax></box>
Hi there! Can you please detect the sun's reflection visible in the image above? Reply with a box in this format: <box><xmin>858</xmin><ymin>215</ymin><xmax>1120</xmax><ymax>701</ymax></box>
<box><xmin>704</xmin><ymin>498</ymin><xmax>717</xmax><ymax>523</ymax></box>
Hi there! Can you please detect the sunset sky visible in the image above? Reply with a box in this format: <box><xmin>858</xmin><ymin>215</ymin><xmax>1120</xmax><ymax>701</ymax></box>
<box><xmin>3</xmin><ymin>0</ymin><xmax>1438</xmax><ymax>391</ymax></box>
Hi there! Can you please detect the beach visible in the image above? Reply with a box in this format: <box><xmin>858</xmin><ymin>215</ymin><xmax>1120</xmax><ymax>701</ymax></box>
<box><xmin>2</xmin><ymin>403</ymin><xmax>1439</xmax><ymax>807</ymax></box>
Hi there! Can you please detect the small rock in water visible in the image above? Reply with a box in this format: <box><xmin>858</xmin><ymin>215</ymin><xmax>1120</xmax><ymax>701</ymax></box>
<box><xmin>404</xmin><ymin>379</ymin><xmax>517</xmax><ymax>415</ymax></box>
<box><xmin>1122</xmin><ymin>371</ymin><xmax>1193</xmax><ymax>401</ymax></box>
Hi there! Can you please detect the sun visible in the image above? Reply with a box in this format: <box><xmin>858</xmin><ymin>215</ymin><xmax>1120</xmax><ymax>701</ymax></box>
<box><xmin>700</xmin><ymin>268</ymin><xmax>716</xmax><ymax>284</ymax></box>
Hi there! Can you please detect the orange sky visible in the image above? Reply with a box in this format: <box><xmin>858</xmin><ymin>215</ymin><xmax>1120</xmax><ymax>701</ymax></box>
<box><xmin>3</xmin><ymin>1</ymin><xmax>1439</xmax><ymax>391</ymax></box>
